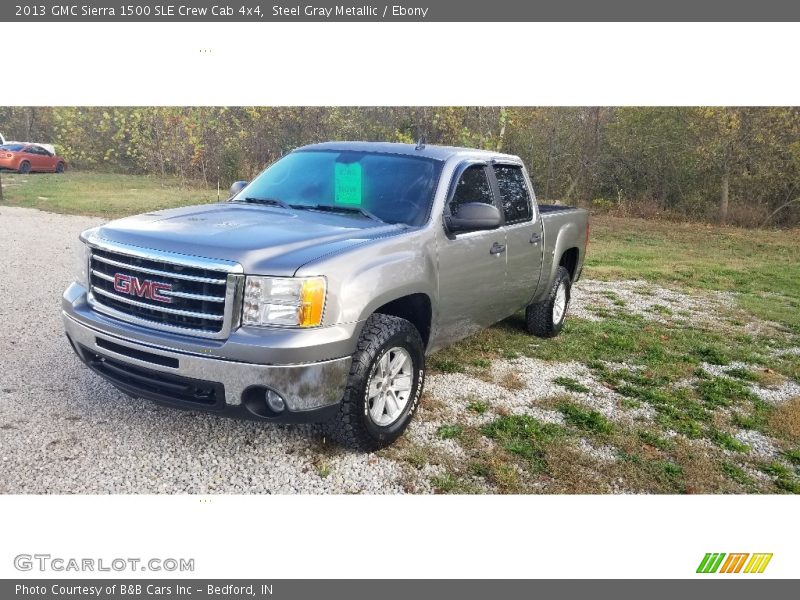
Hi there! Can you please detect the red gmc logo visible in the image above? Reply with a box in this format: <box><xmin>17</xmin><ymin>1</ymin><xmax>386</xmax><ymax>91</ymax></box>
<box><xmin>113</xmin><ymin>273</ymin><xmax>173</xmax><ymax>304</ymax></box>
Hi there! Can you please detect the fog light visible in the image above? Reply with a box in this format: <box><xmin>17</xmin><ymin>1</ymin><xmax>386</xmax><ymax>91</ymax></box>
<box><xmin>265</xmin><ymin>389</ymin><xmax>286</xmax><ymax>413</ymax></box>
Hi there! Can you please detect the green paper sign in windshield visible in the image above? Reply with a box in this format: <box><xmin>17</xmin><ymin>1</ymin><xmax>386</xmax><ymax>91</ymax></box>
<box><xmin>334</xmin><ymin>161</ymin><xmax>362</xmax><ymax>205</ymax></box>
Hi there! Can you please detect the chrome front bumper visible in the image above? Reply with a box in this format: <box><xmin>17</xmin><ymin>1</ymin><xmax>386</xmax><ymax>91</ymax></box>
<box><xmin>63</xmin><ymin>312</ymin><xmax>352</xmax><ymax>415</ymax></box>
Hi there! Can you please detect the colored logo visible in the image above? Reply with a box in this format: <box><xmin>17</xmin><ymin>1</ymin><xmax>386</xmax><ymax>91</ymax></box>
<box><xmin>697</xmin><ymin>553</ymin><xmax>773</xmax><ymax>574</ymax></box>
<box><xmin>113</xmin><ymin>273</ymin><xmax>173</xmax><ymax>304</ymax></box>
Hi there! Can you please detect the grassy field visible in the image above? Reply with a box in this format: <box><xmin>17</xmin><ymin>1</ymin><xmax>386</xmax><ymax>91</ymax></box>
<box><xmin>0</xmin><ymin>171</ymin><xmax>217</xmax><ymax>217</ymax></box>
<box><xmin>417</xmin><ymin>219</ymin><xmax>800</xmax><ymax>493</ymax></box>
<box><xmin>3</xmin><ymin>171</ymin><xmax>799</xmax><ymax>493</ymax></box>
<box><xmin>587</xmin><ymin>217</ymin><xmax>800</xmax><ymax>334</ymax></box>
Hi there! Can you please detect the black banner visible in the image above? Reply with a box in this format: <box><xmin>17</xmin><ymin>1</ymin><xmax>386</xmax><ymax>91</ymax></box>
<box><xmin>3</xmin><ymin>0</ymin><xmax>800</xmax><ymax>22</ymax></box>
<box><xmin>3</xmin><ymin>580</ymin><xmax>799</xmax><ymax>599</ymax></box>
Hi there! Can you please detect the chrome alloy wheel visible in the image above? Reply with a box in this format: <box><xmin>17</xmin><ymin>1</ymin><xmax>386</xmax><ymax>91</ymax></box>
<box><xmin>553</xmin><ymin>281</ymin><xmax>568</xmax><ymax>324</ymax></box>
<box><xmin>367</xmin><ymin>347</ymin><xmax>414</xmax><ymax>427</ymax></box>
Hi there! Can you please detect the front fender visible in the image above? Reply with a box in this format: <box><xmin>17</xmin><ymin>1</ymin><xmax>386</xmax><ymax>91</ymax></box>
<box><xmin>345</xmin><ymin>250</ymin><xmax>437</xmax><ymax>324</ymax></box>
<box><xmin>296</xmin><ymin>231</ymin><xmax>438</xmax><ymax>328</ymax></box>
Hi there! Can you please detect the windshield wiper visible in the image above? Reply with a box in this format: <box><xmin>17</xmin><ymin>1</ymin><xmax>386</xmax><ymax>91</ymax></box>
<box><xmin>292</xmin><ymin>203</ymin><xmax>384</xmax><ymax>223</ymax></box>
<box><xmin>238</xmin><ymin>197</ymin><xmax>292</xmax><ymax>209</ymax></box>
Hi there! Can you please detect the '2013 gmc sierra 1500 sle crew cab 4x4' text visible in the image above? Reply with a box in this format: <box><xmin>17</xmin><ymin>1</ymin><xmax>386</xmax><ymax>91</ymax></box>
<box><xmin>63</xmin><ymin>141</ymin><xmax>589</xmax><ymax>450</ymax></box>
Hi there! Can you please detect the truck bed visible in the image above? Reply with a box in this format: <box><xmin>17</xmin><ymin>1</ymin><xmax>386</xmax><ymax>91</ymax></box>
<box><xmin>538</xmin><ymin>203</ymin><xmax>580</xmax><ymax>214</ymax></box>
<box><xmin>535</xmin><ymin>203</ymin><xmax>590</xmax><ymax>291</ymax></box>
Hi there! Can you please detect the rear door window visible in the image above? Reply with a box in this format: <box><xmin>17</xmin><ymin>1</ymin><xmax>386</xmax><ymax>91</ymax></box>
<box><xmin>494</xmin><ymin>164</ymin><xmax>532</xmax><ymax>224</ymax></box>
<box><xmin>450</xmin><ymin>165</ymin><xmax>494</xmax><ymax>215</ymax></box>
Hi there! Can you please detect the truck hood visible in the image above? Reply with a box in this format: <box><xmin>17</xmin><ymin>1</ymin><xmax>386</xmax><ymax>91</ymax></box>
<box><xmin>93</xmin><ymin>202</ymin><xmax>406</xmax><ymax>276</ymax></box>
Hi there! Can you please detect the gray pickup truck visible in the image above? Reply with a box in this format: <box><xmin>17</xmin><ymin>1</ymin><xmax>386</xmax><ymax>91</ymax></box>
<box><xmin>63</xmin><ymin>142</ymin><xmax>589</xmax><ymax>450</ymax></box>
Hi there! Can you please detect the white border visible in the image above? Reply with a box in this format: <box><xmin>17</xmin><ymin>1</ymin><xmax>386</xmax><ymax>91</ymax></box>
<box><xmin>0</xmin><ymin>22</ymin><xmax>798</xmax><ymax>105</ymax></box>
<box><xmin>0</xmin><ymin>495</ymin><xmax>794</xmax><ymax>578</ymax></box>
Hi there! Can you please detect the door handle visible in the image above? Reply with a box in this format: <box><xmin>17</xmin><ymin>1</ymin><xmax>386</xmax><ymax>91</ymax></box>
<box><xmin>490</xmin><ymin>242</ymin><xmax>506</xmax><ymax>255</ymax></box>
<box><xmin>529</xmin><ymin>233</ymin><xmax>542</xmax><ymax>244</ymax></box>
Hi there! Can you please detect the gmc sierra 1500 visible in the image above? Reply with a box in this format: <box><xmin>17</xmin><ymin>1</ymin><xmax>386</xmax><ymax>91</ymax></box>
<box><xmin>63</xmin><ymin>142</ymin><xmax>589</xmax><ymax>450</ymax></box>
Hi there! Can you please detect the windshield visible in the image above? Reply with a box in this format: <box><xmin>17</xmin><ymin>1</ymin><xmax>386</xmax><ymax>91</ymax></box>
<box><xmin>0</xmin><ymin>144</ymin><xmax>25</xmax><ymax>152</ymax></box>
<box><xmin>233</xmin><ymin>150</ymin><xmax>442</xmax><ymax>226</ymax></box>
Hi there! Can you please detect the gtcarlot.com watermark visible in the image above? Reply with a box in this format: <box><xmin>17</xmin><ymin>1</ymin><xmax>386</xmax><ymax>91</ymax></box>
<box><xmin>14</xmin><ymin>554</ymin><xmax>195</xmax><ymax>573</ymax></box>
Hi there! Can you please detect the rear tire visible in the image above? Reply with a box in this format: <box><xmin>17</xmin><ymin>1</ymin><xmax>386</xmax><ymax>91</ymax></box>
<box><xmin>55</xmin><ymin>162</ymin><xmax>65</xmax><ymax>173</ymax></box>
<box><xmin>18</xmin><ymin>161</ymin><xmax>31</xmax><ymax>174</ymax></box>
<box><xmin>526</xmin><ymin>266</ymin><xmax>572</xmax><ymax>338</ymax></box>
<box><xmin>325</xmin><ymin>313</ymin><xmax>425</xmax><ymax>451</ymax></box>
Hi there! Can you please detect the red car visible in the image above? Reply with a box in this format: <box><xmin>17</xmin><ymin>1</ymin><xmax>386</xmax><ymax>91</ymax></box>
<box><xmin>0</xmin><ymin>143</ymin><xmax>67</xmax><ymax>174</ymax></box>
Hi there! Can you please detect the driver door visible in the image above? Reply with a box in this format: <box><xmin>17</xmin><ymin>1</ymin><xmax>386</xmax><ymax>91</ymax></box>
<box><xmin>436</xmin><ymin>163</ymin><xmax>508</xmax><ymax>345</ymax></box>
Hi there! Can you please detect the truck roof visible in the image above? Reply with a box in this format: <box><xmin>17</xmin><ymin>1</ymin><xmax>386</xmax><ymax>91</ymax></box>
<box><xmin>296</xmin><ymin>141</ymin><xmax>521</xmax><ymax>163</ymax></box>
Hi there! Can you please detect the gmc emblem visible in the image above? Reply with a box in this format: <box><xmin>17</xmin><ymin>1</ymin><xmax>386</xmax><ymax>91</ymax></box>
<box><xmin>113</xmin><ymin>273</ymin><xmax>173</xmax><ymax>304</ymax></box>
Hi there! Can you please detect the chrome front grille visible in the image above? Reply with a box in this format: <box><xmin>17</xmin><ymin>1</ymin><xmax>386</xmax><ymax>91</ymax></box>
<box><xmin>86</xmin><ymin>241</ymin><xmax>243</xmax><ymax>339</ymax></box>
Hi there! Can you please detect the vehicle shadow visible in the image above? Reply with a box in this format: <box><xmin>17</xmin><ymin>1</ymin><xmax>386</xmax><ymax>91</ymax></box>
<box><xmin>494</xmin><ymin>311</ymin><xmax>528</xmax><ymax>334</ymax></box>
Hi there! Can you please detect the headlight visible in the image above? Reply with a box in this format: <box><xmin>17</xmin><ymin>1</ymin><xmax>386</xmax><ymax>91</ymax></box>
<box><xmin>243</xmin><ymin>276</ymin><xmax>326</xmax><ymax>328</ymax></box>
<box><xmin>75</xmin><ymin>242</ymin><xmax>90</xmax><ymax>288</ymax></box>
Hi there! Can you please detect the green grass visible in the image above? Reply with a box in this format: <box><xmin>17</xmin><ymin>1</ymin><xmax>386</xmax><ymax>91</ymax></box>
<box><xmin>618</xmin><ymin>450</ymin><xmax>685</xmax><ymax>492</ymax></box>
<box><xmin>0</xmin><ymin>171</ymin><xmax>218</xmax><ymax>218</ymax></box>
<box><xmin>467</xmin><ymin>461</ymin><xmax>491</xmax><ymax>478</ymax></box>
<box><xmin>759</xmin><ymin>462</ymin><xmax>800</xmax><ymax>493</ymax></box>
<box><xmin>638</xmin><ymin>430</ymin><xmax>672</xmax><ymax>451</ymax></box>
<box><xmin>601</xmin><ymin>291</ymin><xmax>626</xmax><ymax>306</ymax></box>
<box><xmin>430</xmin><ymin>473</ymin><xmax>461</xmax><ymax>493</ymax></box>
<box><xmin>721</xmin><ymin>462</ymin><xmax>755</xmax><ymax>487</ymax></box>
<box><xmin>708</xmin><ymin>430</ymin><xmax>749</xmax><ymax>453</ymax></box>
<box><xmin>587</xmin><ymin>216</ymin><xmax>800</xmax><ymax>334</ymax></box>
<box><xmin>558</xmin><ymin>401</ymin><xmax>613</xmax><ymax>435</ymax></box>
<box><xmin>695</xmin><ymin>376</ymin><xmax>756</xmax><ymax>408</ymax></box>
<box><xmin>726</xmin><ymin>367</ymin><xmax>759</xmax><ymax>382</ymax></box>
<box><xmin>730</xmin><ymin>399</ymin><xmax>773</xmax><ymax>434</ymax></box>
<box><xmin>437</xmin><ymin>424</ymin><xmax>463</xmax><ymax>440</ymax></box>
<box><xmin>466</xmin><ymin>400</ymin><xmax>489</xmax><ymax>414</ymax></box>
<box><xmin>482</xmin><ymin>415</ymin><xmax>565</xmax><ymax>473</ymax></box>
<box><xmin>693</xmin><ymin>345</ymin><xmax>731</xmax><ymax>366</ymax></box>
<box><xmin>646</xmin><ymin>304</ymin><xmax>673</xmax><ymax>316</ymax></box>
<box><xmin>782</xmin><ymin>449</ymin><xmax>800</xmax><ymax>466</ymax></box>
<box><xmin>621</xmin><ymin>384</ymin><xmax>709</xmax><ymax>438</ymax></box>
<box><xmin>434</xmin><ymin>310</ymin><xmax>774</xmax><ymax>386</ymax></box>
<box><xmin>429</xmin><ymin>356</ymin><xmax>464</xmax><ymax>373</ymax></box>
<box><xmin>553</xmin><ymin>376</ymin><xmax>591</xmax><ymax>394</ymax></box>
<box><xmin>774</xmin><ymin>354</ymin><xmax>800</xmax><ymax>384</ymax></box>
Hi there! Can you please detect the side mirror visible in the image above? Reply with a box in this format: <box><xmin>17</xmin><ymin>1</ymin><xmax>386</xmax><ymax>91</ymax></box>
<box><xmin>228</xmin><ymin>180</ymin><xmax>248</xmax><ymax>198</ymax></box>
<box><xmin>446</xmin><ymin>202</ymin><xmax>502</xmax><ymax>232</ymax></box>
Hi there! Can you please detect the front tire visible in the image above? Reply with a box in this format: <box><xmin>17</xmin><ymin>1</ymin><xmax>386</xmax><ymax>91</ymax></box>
<box><xmin>325</xmin><ymin>313</ymin><xmax>425</xmax><ymax>451</ymax></box>
<box><xmin>526</xmin><ymin>266</ymin><xmax>572</xmax><ymax>338</ymax></box>
<box><xmin>55</xmin><ymin>162</ymin><xmax>65</xmax><ymax>173</ymax></box>
<box><xmin>18</xmin><ymin>161</ymin><xmax>31</xmax><ymax>174</ymax></box>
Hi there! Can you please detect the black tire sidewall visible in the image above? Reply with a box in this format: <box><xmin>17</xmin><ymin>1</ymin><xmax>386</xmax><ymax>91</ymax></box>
<box><xmin>56</xmin><ymin>162</ymin><xmax>65</xmax><ymax>173</ymax></box>
<box><xmin>359</xmin><ymin>326</ymin><xmax>425</xmax><ymax>444</ymax></box>
<box><xmin>19</xmin><ymin>161</ymin><xmax>30</xmax><ymax>174</ymax></box>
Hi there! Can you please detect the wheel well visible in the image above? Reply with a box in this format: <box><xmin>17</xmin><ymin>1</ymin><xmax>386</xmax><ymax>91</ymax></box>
<box><xmin>374</xmin><ymin>293</ymin><xmax>432</xmax><ymax>348</ymax></box>
<box><xmin>559</xmin><ymin>247</ymin><xmax>580</xmax><ymax>281</ymax></box>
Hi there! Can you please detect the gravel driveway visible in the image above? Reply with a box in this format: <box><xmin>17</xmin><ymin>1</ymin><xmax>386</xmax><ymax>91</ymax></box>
<box><xmin>2</xmin><ymin>207</ymin><xmax>797</xmax><ymax>494</ymax></box>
